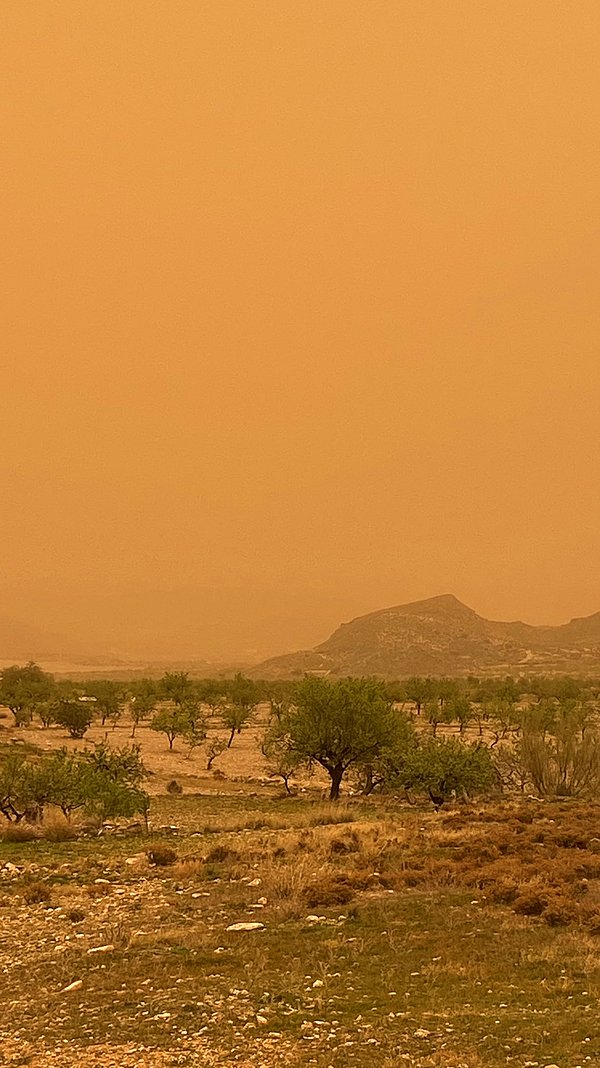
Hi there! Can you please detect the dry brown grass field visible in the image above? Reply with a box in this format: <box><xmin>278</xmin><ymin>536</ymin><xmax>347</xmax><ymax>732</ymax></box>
<box><xmin>2</xmin><ymin>711</ymin><xmax>600</xmax><ymax>1067</ymax></box>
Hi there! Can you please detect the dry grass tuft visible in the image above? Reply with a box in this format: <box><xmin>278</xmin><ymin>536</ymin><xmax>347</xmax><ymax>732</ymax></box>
<box><xmin>307</xmin><ymin>801</ymin><xmax>357</xmax><ymax>827</ymax></box>
<box><xmin>23</xmin><ymin>880</ymin><xmax>52</xmax><ymax>905</ymax></box>
<box><xmin>304</xmin><ymin>872</ymin><xmax>363</xmax><ymax>906</ymax></box>
<box><xmin>0</xmin><ymin>821</ymin><xmax>39</xmax><ymax>842</ymax></box>
<box><xmin>204</xmin><ymin>843</ymin><xmax>240</xmax><ymax>864</ymax></box>
<box><xmin>328</xmin><ymin>828</ymin><xmax>362</xmax><ymax>855</ymax></box>
<box><xmin>41</xmin><ymin>811</ymin><xmax>77</xmax><ymax>841</ymax></box>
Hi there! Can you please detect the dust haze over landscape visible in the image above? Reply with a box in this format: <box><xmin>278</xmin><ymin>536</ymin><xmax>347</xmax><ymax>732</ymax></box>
<box><xmin>6</xmin><ymin>9</ymin><xmax>600</xmax><ymax>1068</ymax></box>
<box><xmin>2</xmin><ymin>1</ymin><xmax>600</xmax><ymax>666</ymax></box>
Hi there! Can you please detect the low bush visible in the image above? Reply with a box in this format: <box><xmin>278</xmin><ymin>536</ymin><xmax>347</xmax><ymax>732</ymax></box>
<box><xmin>0</xmin><ymin>820</ymin><xmax>38</xmax><ymax>842</ymax></box>
<box><xmin>305</xmin><ymin>873</ymin><xmax>359</xmax><ymax>907</ymax></box>
<box><xmin>542</xmin><ymin>896</ymin><xmax>578</xmax><ymax>926</ymax></box>
<box><xmin>512</xmin><ymin>883</ymin><xmax>551</xmax><ymax>916</ymax></box>
<box><xmin>41</xmin><ymin>812</ymin><xmax>77</xmax><ymax>841</ymax></box>
<box><xmin>23</xmin><ymin>881</ymin><xmax>52</xmax><ymax>905</ymax></box>
<box><xmin>329</xmin><ymin>829</ymin><xmax>361</xmax><ymax>855</ymax></box>
<box><xmin>205</xmin><ymin>844</ymin><xmax>240</xmax><ymax>864</ymax></box>
<box><xmin>148</xmin><ymin>846</ymin><xmax>177</xmax><ymax>867</ymax></box>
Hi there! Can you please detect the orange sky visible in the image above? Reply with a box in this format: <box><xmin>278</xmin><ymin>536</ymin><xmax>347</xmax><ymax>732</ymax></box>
<box><xmin>2</xmin><ymin>2</ymin><xmax>600</xmax><ymax>656</ymax></box>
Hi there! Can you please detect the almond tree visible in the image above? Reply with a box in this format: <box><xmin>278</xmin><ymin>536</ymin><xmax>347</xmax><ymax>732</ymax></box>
<box><xmin>222</xmin><ymin>673</ymin><xmax>259</xmax><ymax>747</ymax></box>
<box><xmin>276</xmin><ymin>677</ymin><xmax>406</xmax><ymax>800</ymax></box>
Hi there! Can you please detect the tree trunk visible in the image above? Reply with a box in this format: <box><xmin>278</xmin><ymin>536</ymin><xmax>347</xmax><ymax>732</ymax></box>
<box><xmin>227</xmin><ymin>727</ymin><xmax>236</xmax><ymax>748</ymax></box>
<box><xmin>329</xmin><ymin>764</ymin><xmax>344</xmax><ymax>801</ymax></box>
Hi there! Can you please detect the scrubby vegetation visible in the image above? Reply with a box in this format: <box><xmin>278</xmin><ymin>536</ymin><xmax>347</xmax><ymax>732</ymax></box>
<box><xmin>0</xmin><ymin>741</ymin><xmax>149</xmax><ymax>826</ymax></box>
<box><xmin>2</xmin><ymin>789</ymin><xmax>600</xmax><ymax>1066</ymax></box>
<box><xmin>3</xmin><ymin>665</ymin><xmax>600</xmax><ymax>1064</ymax></box>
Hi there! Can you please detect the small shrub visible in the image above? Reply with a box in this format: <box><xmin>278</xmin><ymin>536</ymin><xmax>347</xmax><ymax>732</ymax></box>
<box><xmin>85</xmin><ymin>881</ymin><xmax>112</xmax><ymax>897</ymax></box>
<box><xmin>68</xmin><ymin>907</ymin><xmax>86</xmax><ymax>923</ymax></box>
<box><xmin>487</xmin><ymin>878</ymin><xmax>519</xmax><ymax>905</ymax></box>
<box><xmin>173</xmin><ymin>859</ymin><xmax>203</xmax><ymax>879</ymax></box>
<box><xmin>550</xmin><ymin>830</ymin><xmax>589</xmax><ymax>850</ymax></box>
<box><xmin>542</xmin><ymin>897</ymin><xmax>577</xmax><ymax>926</ymax></box>
<box><xmin>0</xmin><ymin>821</ymin><xmax>38</xmax><ymax>842</ymax></box>
<box><xmin>295</xmin><ymin>829</ymin><xmax>314</xmax><ymax>852</ymax></box>
<box><xmin>305</xmin><ymin>873</ymin><xmax>360</xmax><ymax>907</ymax></box>
<box><xmin>458</xmin><ymin>841</ymin><xmax>501</xmax><ymax>864</ymax></box>
<box><xmin>23</xmin><ymin>881</ymin><xmax>52</xmax><ymax>905</ymax></box>
<box><xmin>205</xmin><ymin>845</ymin><xmax>240</xmax><ymax>865</ymax></box>
<box><xmin>166</xmin><ymin>780</ymin><xmax>183</xmax><ymax>795</ymax></box>
<box><xmin>512</xmin><ymin>887</ymin><xmax>549</xmax><ymax>916</ymax></box>
<box><xmin>147</xmin><ymin>846</ymin><xmax>177</xmax><ymax>867</ymax></box>
<box><xmin>42</xmin><ymin>813</ymin><xmax>77</xmax><ymax>841</ymax></box>
<box><xmin>13</xmin><ymin>708</ymin><xmax>32</xmax><ymax>728</ymax></box>
<box><xmin>583</xmin><ymin>907</ymin><xmax>600</xmax><ymax>935</ymax></box>
<box><xmin>329</xmin><ymin>830</ymin><xmax>361</xmax><ymax>855</ymax></box>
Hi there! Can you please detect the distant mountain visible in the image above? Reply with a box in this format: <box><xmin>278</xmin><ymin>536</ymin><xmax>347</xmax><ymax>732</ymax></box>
<box><xmin>253</xmin><ymin>594</ymin><xmax>600</xmax><ymax>678</ymax></box>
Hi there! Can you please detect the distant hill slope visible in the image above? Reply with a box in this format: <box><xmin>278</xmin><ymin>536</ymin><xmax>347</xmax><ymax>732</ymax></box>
<box><xmin>253</xmin><ymin>594</ymin><xmax>600</xmax><ymax>678</ymax></box>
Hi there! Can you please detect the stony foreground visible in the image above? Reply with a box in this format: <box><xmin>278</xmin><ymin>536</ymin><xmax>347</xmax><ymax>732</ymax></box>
<box><xmin>2</xmin><ymin>791</ymin><xmax>600</xmax><ymax>1067</ymax></box>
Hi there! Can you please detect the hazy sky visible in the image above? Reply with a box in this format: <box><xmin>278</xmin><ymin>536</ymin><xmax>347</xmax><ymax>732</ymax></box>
<box><xmin>2</xmin><ymin>1</ymin><xmax>600</xmax><ymax>655</ymax></box>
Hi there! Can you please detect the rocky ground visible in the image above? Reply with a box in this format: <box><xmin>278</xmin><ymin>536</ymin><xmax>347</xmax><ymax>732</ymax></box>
<box><xmin>2</xmin><ymin>789</ymin><xmax>600</xmax><ymax>1067</ymax></box>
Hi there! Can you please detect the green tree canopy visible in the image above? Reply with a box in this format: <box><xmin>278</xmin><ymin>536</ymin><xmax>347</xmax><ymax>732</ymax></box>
<box><xmin>402</xmin><ymin>737</ymin><xmax>496</xmax><ymax>807</ymax></box>
<box><xmin>0</xmin><ymin>662</ymin><xmax>55</xmax><ymax>723</ymax></box>
<box><xmin>222</xmin><ymin>673</ymin><xmax>260</xmax><ymax>747</ymax></box>
<box><xmin>53</xmin><ymin>699</ymin><xmax>94</xmax><ymax>739</ymax></box>
<box><xmin>160</xmin><ymin>671</ymin><xmax>193</xmax><ymax>706</ymax></box>
<box><xmin>0</xmin><ymin>742</ymin><xmax>149</xmax><ymax>824</ymax></box>
<box><xmin>277</xmin><ymin>676</ymin><xmax>408</xmax><ymax>800</ymax></box>
<box><xmin>150</xmin><ymin>707</ymin><xmax>194</xmax><ymax>750</ymax></box>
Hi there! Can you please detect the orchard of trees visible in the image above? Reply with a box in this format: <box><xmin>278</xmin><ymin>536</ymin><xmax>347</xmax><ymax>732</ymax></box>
<box><xmin>2</xmin><ymin>663</ymin><xmax>600</xmax><ymax>812</ymax></box>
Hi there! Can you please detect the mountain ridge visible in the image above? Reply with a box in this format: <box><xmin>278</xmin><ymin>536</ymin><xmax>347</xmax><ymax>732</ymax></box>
<box><xmin>253</xmin><ymin>594</ymin><xmax>600</xmax><ymax>678</ymax></box>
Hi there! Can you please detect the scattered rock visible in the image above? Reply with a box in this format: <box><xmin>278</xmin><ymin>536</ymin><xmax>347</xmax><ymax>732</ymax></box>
<box><xmin>226</xmin><ymin>922</ymin><xmax>265</xmax><ymax>932</ymax></box>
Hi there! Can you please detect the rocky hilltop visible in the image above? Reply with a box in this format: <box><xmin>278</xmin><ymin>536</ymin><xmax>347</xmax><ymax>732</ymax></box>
<box><xmin>254</xmin><ymin>594</ymin><xmax>600</xmax><ymax>678</ymax></box>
